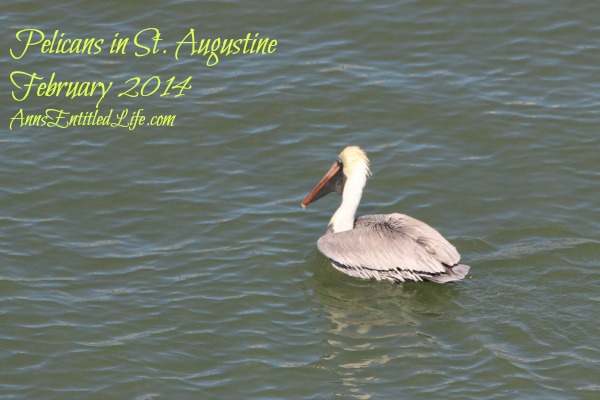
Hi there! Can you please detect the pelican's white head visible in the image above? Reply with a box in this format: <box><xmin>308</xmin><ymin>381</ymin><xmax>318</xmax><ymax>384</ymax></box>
<box><xmin>338</xmin><ymin>146</ymin><xmax>371</xmax><ymax>186</ymax></box>
<box><xmin>301</xmin><ymin>146</ymin><xmax>371</xmax><ymax>232</ymax></box>
<box><xmin>301</xmin><ymin>146</ymin><xmax>371</xmax><ymax>208</ymax></box>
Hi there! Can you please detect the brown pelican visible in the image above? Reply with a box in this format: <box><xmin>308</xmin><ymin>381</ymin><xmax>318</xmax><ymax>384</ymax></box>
<box><xmin>302</xmin><ymin>146</ymin><xmax>469</xmax><ymax>283</ymax></box>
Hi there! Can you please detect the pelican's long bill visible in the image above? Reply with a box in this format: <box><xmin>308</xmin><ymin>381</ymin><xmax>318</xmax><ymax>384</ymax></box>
<box><xmin>301</xmin><ymin>159</ymin><xmax>345</xmax><ymax>208</ymax></box>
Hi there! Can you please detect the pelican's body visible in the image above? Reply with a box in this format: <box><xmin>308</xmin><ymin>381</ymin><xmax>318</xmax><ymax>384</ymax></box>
<box><xmin>302</xmin><ymin>146</ymin><xmax>469</xmax><ymax>283</ymax></box>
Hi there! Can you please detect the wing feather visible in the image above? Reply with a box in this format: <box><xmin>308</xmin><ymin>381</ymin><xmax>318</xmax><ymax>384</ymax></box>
<box><xmin>317</xmin><ymin>214</ymin><xmax>461</xmax><ymax>277</ymax></box>
<box><xmin>373</xmin><ymin>213</ymin><xmax>461</xmax><ymax>267</ymax></box>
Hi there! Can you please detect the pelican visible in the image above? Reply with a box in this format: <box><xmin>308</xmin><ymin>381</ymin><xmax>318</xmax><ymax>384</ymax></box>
<box><xmin>301</xmin><ymin>146</ymin><xmax>469</xmax><ymax>283</ymax></box>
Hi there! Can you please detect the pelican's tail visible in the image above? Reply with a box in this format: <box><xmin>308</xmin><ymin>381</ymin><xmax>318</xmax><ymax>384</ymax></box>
<box><xmin>425</xmin><ymin>264</ymin><xmax>470</xmax><ymax>283</ymax></box>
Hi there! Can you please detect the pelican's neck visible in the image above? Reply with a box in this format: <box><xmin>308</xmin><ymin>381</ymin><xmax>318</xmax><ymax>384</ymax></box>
<box><xmin>330</xmin><ymin>173</ymin><xmax>367</xmax><ymax>233</ymax></box>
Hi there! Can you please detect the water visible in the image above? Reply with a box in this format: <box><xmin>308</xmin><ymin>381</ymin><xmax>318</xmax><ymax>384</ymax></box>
<box><xmin>2</xmin><ymin>1</ymin><xmax>599</xmax><ymax>399</ymax></box>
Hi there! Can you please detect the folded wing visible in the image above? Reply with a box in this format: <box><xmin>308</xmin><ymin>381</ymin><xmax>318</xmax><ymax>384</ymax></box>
<box><xmin>317</xmin><ymin>214</ymin><xmax>467</xmax><ymax>282</ymax></box>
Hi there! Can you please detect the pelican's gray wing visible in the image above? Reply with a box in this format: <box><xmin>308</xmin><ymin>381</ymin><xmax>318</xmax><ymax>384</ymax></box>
<box><xmin>317</xmin><ymin>214</ymin><xmax>468</xmax><ymax>283</ymax></box>
<box><xmin>368</xmin><ymin>213</ymin><xmax>462</xmax><ymax>267</ymax></box>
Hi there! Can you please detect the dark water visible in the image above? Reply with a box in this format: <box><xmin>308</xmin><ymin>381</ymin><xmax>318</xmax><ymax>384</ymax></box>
<box><xmin>1</xmin><ymin>1</ymin><xmax>599</xmax><ymax>399</ymax></box>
